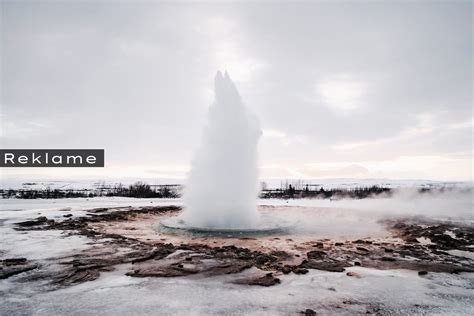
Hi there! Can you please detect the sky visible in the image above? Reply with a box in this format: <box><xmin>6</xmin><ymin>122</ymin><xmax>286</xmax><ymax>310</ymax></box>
<box><xmin>1</xmin><ymin>0</ymin><xmax>472</xmax><ymax>183</ymax></box>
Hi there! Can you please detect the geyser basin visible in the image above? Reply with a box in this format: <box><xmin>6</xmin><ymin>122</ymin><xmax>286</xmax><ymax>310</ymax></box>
<box><xmin>158</xmin><ymin>214</ymin><xmax>292</xmax><ymax>237</ymax></box>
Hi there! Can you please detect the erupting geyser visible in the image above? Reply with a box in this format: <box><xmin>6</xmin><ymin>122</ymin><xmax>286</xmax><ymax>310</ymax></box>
<box><xmin>182</xmin><ymin>71</ymin><xmax>261</xmax><ymax>229</ymax></box>
<box><xmin>160</xmin><ymin>71</ymin><xmax>289</xmax><ymax>235</ymax></box>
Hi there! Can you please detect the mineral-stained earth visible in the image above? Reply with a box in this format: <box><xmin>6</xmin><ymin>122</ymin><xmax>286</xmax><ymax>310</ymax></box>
<box><xmin>2</xmin><ymin>204</ymin><xmax>473</xmax><ymax>314</ymax></box>
<box><xmin>6</xmin><ymin>206</ymin><xmax>473</xmax><ymax>285</ymax></box>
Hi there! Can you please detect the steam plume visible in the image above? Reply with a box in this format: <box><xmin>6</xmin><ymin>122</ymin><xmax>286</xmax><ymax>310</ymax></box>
<box><xmin>181</xmin><ymin>71</ymin><xmax>262</xmax><ymax>229</ymax></box>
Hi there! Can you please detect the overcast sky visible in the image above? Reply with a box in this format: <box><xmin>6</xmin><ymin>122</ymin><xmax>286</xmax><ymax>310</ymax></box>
<box><xmin>1</xmin><ymin>1</ymin><xmax>472</xmax><ymax>182</ymax></box>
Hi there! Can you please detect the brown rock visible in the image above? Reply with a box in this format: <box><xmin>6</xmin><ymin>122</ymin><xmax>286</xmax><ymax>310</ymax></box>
<box><xmin>301</xmin><ymin>260</ymin><xmax>348</xmax><ymax>272</ymax></box>
<box><xmin>293</xmin><ymin>267</ymin><xmax>309</xmax><ymax>275</ymax></box>
<box><xmin>282</xmin><ymin>265</ymin><xmax>293</xmax><ymax>274</ymax></box>
<box><xmin>307</xmin><ymin>250</ymin><xmax>326</xmax><ymax>260</ymax></box>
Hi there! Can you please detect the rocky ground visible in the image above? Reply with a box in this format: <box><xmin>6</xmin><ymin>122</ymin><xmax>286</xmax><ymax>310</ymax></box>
<box><xmin>3</xmin><ymin>205</ymin><xmax>473</xmax><ymax>294</ymax></box>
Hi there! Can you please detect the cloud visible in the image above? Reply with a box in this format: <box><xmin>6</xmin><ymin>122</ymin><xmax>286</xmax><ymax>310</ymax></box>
<box><xmin>317</xmin><ymin>75</ymin><xmax>367</xmax><ymax>112</ymax></box>
<box><xmin>1</xmin><ymin>1</ymin><xmax>471</xmax><ymax>181</ymax></box>
<box><xmin>262</xmin><ymin>129</ymin><xmax>308</xmax><ymax>146</ymax></box>
<box><xmin>207</xmin><ymin>16</ymin><xmax>267</xmax><ymax>82</ymax></box>
<box><xmin>299</xmin><ymin>164</ymin><xmax>369</xmax><ymax>178</ymax></box>
<box><xmin>331</xmin><ymin>114</ymin><xmax>472</xmax><ymax>151</ymax></box>
<box><xmin>0</xmin><ymin>115</ymin><xmax>51</xmax><ymax>140</ymax></box>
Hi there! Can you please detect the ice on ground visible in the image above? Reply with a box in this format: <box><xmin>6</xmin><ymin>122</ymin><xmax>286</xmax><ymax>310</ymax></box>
<box><xmin>1</xmin><ymin>265</ymin><xmax>473</xmax><ymax>315</ymax></box>
<box><xmin>0</xmin><ymin>194</ymin><xmax>470</xmax><ymax>254</ymax></box>
<box><xmin>0</xmin><ymin>196</ymin><xmax>182</xmax><ymax>213</ymax></box>
<box><xmin>1</xmin><ymin>196</ymin><xmax>473</xmax><ymax>315</ymax></box>
<box><xmin>0</xmin><ymin>197</ymin><xmax>182</xmax><ymax>225</ymax></box>
<box><xmin>416</xmin><ymin>237</ymin><xmax>434</xmax><ymax>245</ymax></box>
<box><xmin>446</xmin><ymin>250</ymin><xmax>474</xmax><ymax>260</ymax></box>
<box><xmin>0</xmin><ymin>227</ymin><xmax>89</xmax><ymax>260</ymax></box>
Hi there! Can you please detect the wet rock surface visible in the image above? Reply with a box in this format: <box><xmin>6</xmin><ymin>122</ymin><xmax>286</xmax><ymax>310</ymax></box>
<box><xmin>6</xmin><ymin>206</ymin><xmax>474</xmax><ymax>290</ymax></box>
<box><xmin>0</xmin><ymin>258</ymin><xmax>38</xmax><ymax>279</ymax></box>
<box><xmin>388</xmin><ymin>219</ymin><xmax>474</xmax><ymax>251</ymax></box>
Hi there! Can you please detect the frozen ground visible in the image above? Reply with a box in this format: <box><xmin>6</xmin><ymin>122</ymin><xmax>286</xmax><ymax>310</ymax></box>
<box><xmin>1</xmin><ymin>196</ymin><xmax>473</xmax><ymax>315</ymax></box>
<box><xmin>2</xmin><ymin>264</ymin><xmax>473</xmax><ymax>315</ymax></box>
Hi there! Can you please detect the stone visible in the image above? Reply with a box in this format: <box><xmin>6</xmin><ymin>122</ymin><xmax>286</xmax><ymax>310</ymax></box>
<box><xmin>307</xmin><ymin>250</ymin><xmax>326</xmax><ymax>260</ymax></box>
<box><xmin>380</xmin><ymin>257</ymin><xmax>396</xmax><ymax>262</ymax></box>
<box><xmin>282</xmin><ymin>265</ymin><xmax>292</xmax><ymax>274</ymax></box>
<box><xmin>301</xmin><ymin>260</ymin><xmax>348</xmax><ymax>272</ymax></box>
<box><xmin>293</xmin><ymin>267</ymin><xmax>309</xmax><ymax>275</ymax></box>
<box><xmin>0</xmin><ymin>258</ymin><xmax>38</xmax><ymax>279</ymax></box>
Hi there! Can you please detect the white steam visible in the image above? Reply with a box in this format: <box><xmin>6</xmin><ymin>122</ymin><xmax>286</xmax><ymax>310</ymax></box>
<box><xmin>181</xmin><ymin>71</ymin><xmax>262</xmax><ymax>229</ymax></box>
<box><xmin>260</xmin><ymin>187</ymin><xmax>473</xmax><ymax>238</ymax></box>
<box><xmin>306</xmin><ymin>187</ymin><xmax>473</xmax><ymax>219</ymax></box>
